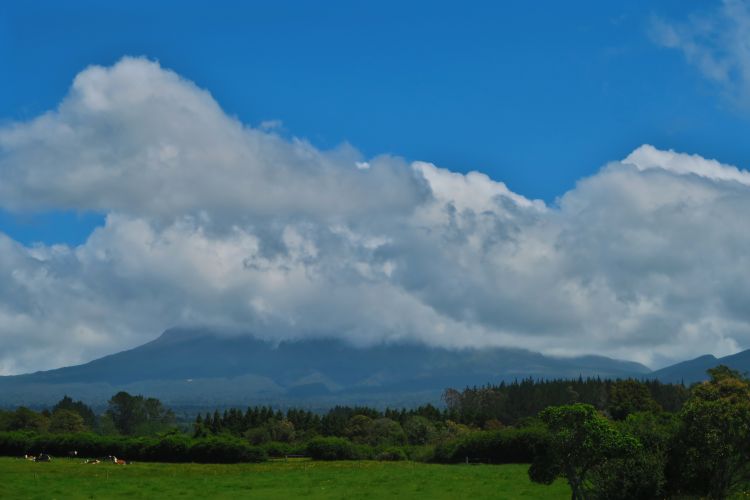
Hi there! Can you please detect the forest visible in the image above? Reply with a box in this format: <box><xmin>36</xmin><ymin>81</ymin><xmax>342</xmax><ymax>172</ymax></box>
<box><xmin>1</xmin><ymin>369</ymin><xmax>748</xmax><ymax>499</ymax></box>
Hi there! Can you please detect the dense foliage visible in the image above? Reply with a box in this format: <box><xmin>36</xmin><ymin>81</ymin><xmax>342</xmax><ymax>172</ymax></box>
<box><xmin>433</xmin><ymin>427</ymin><xmax>547</xmax><ymax>464</ymax></box>
<box><xmin>2</xmin><ymin>372</ymin><xmax>750</xmax><ymax>498</ymax></box>
<box><xmin>528</xmin><ymin>404</ymin><xmax>639</xmax><ymax>499</ymax></box>
<box><xmin>442</xmin><ymin>377</ymin><xmax>688</xmax><ymax>426</ymax></box>
<box><xmin>667</xmin><ymin>366</ymin><xmax>750</xmax><ymax>498</ymax></box>
<box><xmin>0</xmin><ymin>431</ymin><xmax>266</xmax><ymax>463</ymax></box>
<box><xmin>107</xmin><ymin>391</ymin><xmax>176</xmax><ymax>435</ymax></box>
<box><xmin>522</xmin><ymin>367</ymin><xmax>750</xmax><ymax>499</ymax></box>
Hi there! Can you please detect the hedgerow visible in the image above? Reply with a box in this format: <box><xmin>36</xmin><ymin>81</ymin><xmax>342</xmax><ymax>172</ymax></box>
<box><xmin>432</xmin><ymin>427</ymin><xmax>549</xmax><ymax>464</ymax></box>
<box><xmin>0</xmin><ymin>432</ymin><xmax>266</xmax><ymax>463</ymax></box>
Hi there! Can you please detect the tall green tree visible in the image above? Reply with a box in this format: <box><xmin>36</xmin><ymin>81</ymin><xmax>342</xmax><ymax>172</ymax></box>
<box><xmin>52</xmin><ymin>395</ymin><xmax>96</xmax><ymax>428</ymax></box>
<box><xmin>607</xmin><ymin>380</ymin><xmax>660</xmax><ymax>420</ymax></box>
<box><xmin>529</xmin><ymin>403</ymin><xmax>638</xmax><ymax>500</ymax></box>
<box><xmin>7</xmin><ymin>407</ymin><xmax>49</xmax><ymax>432</ymax></box>
<box><xmin>588</xmin><ymin>412</ymin><xmax>676</xmax><ymax>499</ymax></box>
<box><xmin>344</xmin><ymin>414</ymin><xmax>373</xmax><ymax>443</ymax></box>
<box><xmin>107</xmin><ymin>392</ymin><xmax>145</xmax><ymax>435</ymax></box>
<box><xmin>403</xmin><ymin>415</ymin><xmax>436</xmax><ymax>445</ymax></box>
<box><xmin>106</xmin><ymin>391</ymin><xmax>175</xmax><ymax>436</ymax></box>
<box><xmin>49</xmin><ymin>409</ymin><xmax>87</xmax><ymax>433</ymax></box>
<box><xmin>673</xmin><ymin>365</ymin><xmax>750</xmax><ymax>499</ymax></box>
<box><xmin>367</xmin><ymin>418</ymin><xmax>406</xmax><ymax>446</ymax></box>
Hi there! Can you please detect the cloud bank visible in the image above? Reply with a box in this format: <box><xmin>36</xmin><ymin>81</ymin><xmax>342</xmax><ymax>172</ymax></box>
<box><xmin>1</xmin><ymin>57</ymin><xmax>749</xmax><ymax>374</ymax></box>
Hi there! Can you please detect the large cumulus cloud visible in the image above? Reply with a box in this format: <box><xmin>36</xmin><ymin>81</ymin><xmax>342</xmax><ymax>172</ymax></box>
<box><xmin>1</xmin><ymin>57</ymin><xmax>749</xmax><ymax>374</ymax></box>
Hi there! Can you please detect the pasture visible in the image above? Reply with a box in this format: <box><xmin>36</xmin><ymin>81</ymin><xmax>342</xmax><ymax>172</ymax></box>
<box><xmin>0</xmin><ymin>457</ymin><xmax>569</xmax><ymax>499</ymax></box>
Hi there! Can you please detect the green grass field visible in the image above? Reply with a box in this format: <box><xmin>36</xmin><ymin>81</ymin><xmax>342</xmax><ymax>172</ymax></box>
<box><xmin>0</xmin><ymin>457</ymin><xmax>569</xmax><ymax>499</ymax></box>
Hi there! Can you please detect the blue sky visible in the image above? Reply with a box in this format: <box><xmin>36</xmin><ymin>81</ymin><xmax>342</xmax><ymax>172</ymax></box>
<box><xmin>2</xmin><ymin>1</ymin><xmax>750</xmax><ymax>373</ymax></box>
<box><xmin>1</xmin><ymin>0</ymin><xmax>748</xmax><ymax>245</ymax></box>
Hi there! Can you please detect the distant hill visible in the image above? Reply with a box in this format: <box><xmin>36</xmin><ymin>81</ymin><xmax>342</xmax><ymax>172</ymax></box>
<box><xmin>0</xmin><ymin>328</ymin><xmax>650</xmax><ymax>409</ymax></box>
<box><xmin>651</xmin><ymin>349</ymin><xmax>750</xmax><ymax>384</ymax></box>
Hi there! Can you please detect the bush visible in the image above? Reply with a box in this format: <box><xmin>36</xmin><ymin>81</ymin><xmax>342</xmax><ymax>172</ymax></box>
<box><xmin>307</xmin><ymin>436</ymin><xmax>357</xmax><ymax>460</ymax></box>
<box><xmin>189</xmin><ymin>437</ymin><xmax>266</xmax><ymax>463</ymax></box>
<box><xmin>404</xmin><ymin>444</ymin><xmax>436</xmax><ymax>462</ymax></box>
<box><xmin>588</xmin><ymin>451</ymin><xmax>666</xmax><ymax>500</ymax></box>
<box><xmin>261</xmin><ymin>441</ymin><xmax>307</xmax><ymax>458</ymax></box>
<box><xmin>433</xmin><ymin>427</ymin><xmax>548</xmax><ymax>464</ymax></box>
<box><xmin>0</xmin><ymin>431</ymin><xmax>33</xmax><ymax>455</ymax></box>
<box><xmin>244</xmin><ymin>427</ymin><xmax>271</xmax><ymax>445</ymax></box>
<box><xmin>368</xmin><ymin>418</ymin><xmax>406</xmax><ymax>447</ymax></box>
<box><xmin>403</xmin><ymin>416</ymin><xmax>436</xmax><ymax>445</ymax></box>
<box><xmin>0</xmin><ymin>431</ymin><xmax>266</xmax><ymax>463</ymax></box>
<box><xmin>375</xmin><ymin>447</ymin><xmax>408</xmax><ymax>461</ymax></box>
<box><xmin>353</xmin><ymin>443</ymin><xmax>375</xmax><ymax>460</ymax></box>
<box><xmin>143</xmin><ymin>435</ymin><xmax>191</xmax><ymax>462</ymax></box>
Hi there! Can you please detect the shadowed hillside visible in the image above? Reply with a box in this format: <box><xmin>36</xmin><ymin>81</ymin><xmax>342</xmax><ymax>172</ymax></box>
<box><xmin>0</xmin><ymin>328</ymin><xmax>650</xmax><ymax>408</ymax></box>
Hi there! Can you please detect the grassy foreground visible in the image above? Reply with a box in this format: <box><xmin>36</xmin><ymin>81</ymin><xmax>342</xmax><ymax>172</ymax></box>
<box><xmin>0</xmin><ymin>457</ymin><xmax>569</xmax><ymax>499</ymax></box>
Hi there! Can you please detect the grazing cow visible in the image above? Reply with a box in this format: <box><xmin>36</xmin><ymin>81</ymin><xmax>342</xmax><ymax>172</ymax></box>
<box><xmin>84</xmin><ymin>459</ymin><xmax>100</xmax><ymax>464</ymax></box>
<box><xmin>23</xmin><ymin>454</ymin><xmax>35</xmax><ymax>460</ymax></box>
<box><xmin>34</xmin><ymin>454</ymin><xmax>52</xmax><ymax>462</ymax></box>
<box><xmin>104</xmin><ymin>455</ymin><xmax>128</xmax><ymax>465</ymax></box>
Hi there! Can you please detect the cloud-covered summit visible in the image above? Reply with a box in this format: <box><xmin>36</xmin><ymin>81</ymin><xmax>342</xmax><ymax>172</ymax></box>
<box><xmin>1</xmin><ymin>57</ymin><xmax>749</xmax><ymax>374</ymax></box>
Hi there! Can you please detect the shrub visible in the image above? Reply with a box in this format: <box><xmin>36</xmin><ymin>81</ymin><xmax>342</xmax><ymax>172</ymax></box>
<box><xmin>143</xmin><ymin>435</ymin><xmax>191</xmax><ymax>462</ymax></box>
<box><xmin>307</xmin><ymin>436</ymin><xmax>357</xmax><ymax>460</ymax></box>
<box><xmin>403</xmin><ymin>416</ymin><xmax>436</xmax><ymax>445</ymax></box>
<box><xmin>244</xmin><ymin>427</ymin><xmax>271</xmax><ymax>445</ymax></box>
<box><xmin>368</xmin><ymin>418</ymin><xmax>406</xmax><ymax>447</ymax></box>
<box><xmin>261</xmin><ymin>441</ymin><xmax>306</xmax><ymax>458</ymax></box>
<box><xmin>433</xmin><ymin>427</ymin><xmax>548</xmax><ymax>464</ymax></box>
<box><xmin>344</xmin><ymin>415</ymin><xmax>373</xmax><ymax>443</ymax></box>
<box><xmin>404</xmin><ymin>444</ymin><xmax>436</xmax><ymax>462</ymax></box>
<box><xmin>189</xmin><ymin>437</ymin><xmax>266</xmax><ymax>463</ymax></box>
<box><xmin>588</xmin><ymin>450</ymin><xmax>666</xmax><ymax>500</ymax></box>
<box><xmin>0</xmin><ymin>431</ymin><xmax>33</xmax><ymax>455</ymax></box>
<box><xmin>375</xmin><ymin>447</ymin><xmax>408</xmax><ymax>461</ymax></box>
<box><xmin>353</xmin><ymin>443</ymin><xmax>375</xmax><ymax>460</ymax></box>
<box><xmin>0</xmin><ymin>431</ymin><xmax>266</xmax><ymax>463</ymax></box>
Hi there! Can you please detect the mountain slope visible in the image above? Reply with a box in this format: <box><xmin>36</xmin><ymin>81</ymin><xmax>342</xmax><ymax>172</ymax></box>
<box><xmin>652</xmin><ymin>349</ymin><xmax>750</xmax><ymax>384</ymax></box>
<box><xmin>0</xmin><ymin>328</ymin><xmax>650</xmax><ymax>408</ymax></box>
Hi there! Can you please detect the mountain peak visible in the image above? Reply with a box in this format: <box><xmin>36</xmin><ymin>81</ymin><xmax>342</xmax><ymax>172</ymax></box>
<box><xmin>0</xmin><ymin>328</ymin><xmax>651</xmax><ymax>407</ymax></box>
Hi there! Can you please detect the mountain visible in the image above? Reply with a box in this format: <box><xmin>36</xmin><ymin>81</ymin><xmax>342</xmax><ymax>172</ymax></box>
<box><xmin>651</xmin><ymin>349</ymin><xmax>750</xmax><ymax>384</ymax></box>
<box><xmin>0</xmin><ymin>328</ymin><xmax>650</xmax><ymax>409</ymax></box>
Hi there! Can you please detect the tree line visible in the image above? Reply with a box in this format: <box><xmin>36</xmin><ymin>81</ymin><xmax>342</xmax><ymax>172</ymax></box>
<box><xmin>525</xmin><ymin>366</ymin><xmax>750</xmax><ymax>499</ymax></box>
<box><xmin>441</xmin><ymin>376</ymin><xmax>689</xmax><ymax>426</ymax></box>
<box><xmin>0</xmin><ymin>391</ymin><xmax>174</xmax><ymax>436</ymax></box>
<box><xmin>1</xmin><ymin>371</ymin><xmax>749</xmax><ymax>498</ymax></box>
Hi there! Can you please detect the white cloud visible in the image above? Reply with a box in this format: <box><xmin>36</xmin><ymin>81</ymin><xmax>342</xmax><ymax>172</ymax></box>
<box><xmin>259</xmin><ymin>119</ymin><xmax>283</xmax><ymax>131</ymax></box>
<box><xmin>625</xmin><ymin>144</ymin><xmax>750</xmax><ymax>186</ymax></box>
<box><xmin>651</xmin><ymin>0</ymin><xmax>750</xmax><ymax>108</ymax></box>
<box><xmin>0</xmin><ymin>57</ymin><xmax>426</xmax><ymax>222</ymax></box>
<box><xmin>1</xmin><ymin>57</ymin><xmax>750</xmax><ymax>374</ymax></box>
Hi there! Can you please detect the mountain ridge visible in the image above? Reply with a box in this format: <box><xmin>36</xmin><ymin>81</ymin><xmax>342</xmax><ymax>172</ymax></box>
<box><xmin>4</xmin><ymin>327</ymin><xmax>749</xmax><ymax>408</ymax></box>
<box><xmin>651</xmin><ymin>350</ymin><xmax>750</xmax><ymax>384</ymax></box>
<box><xmin>0</xmin><ymin>328</ymin><xmax>651</xmax><ymax>408</ymax></box>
